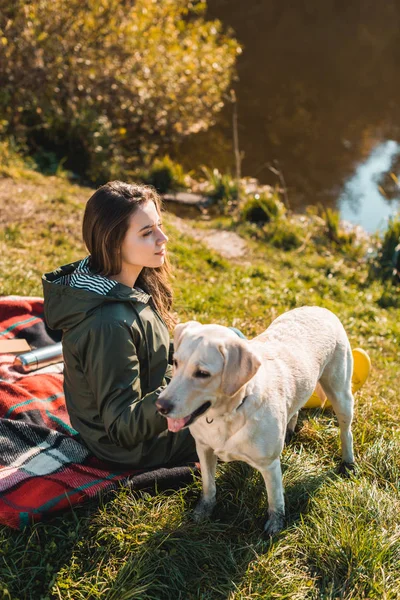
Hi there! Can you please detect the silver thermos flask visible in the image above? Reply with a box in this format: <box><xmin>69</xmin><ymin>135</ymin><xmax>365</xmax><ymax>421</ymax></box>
<box><xmin>13</xmin><ymin>342</ymin><xmax>63</xmax><ymax>373</ymax></box>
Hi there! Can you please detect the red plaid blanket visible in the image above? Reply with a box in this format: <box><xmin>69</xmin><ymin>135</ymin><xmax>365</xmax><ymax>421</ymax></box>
<box><xmin>0</xmin><ymin>296</ymin><xmax>195</xmax><ymax>529</ymax></box>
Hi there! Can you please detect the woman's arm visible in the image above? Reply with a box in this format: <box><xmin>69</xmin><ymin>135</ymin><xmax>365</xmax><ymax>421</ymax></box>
<box><xmin>80</xmin><ymin>321</ymin><xmax>168</xmax><ymax>449</ymax></box>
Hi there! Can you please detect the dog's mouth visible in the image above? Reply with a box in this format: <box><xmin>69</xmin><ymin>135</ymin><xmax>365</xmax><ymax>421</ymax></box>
<box><xmin>166</xmin><ymin>401</ymin><xmax>211</xmax><ymax>432</ymax></box>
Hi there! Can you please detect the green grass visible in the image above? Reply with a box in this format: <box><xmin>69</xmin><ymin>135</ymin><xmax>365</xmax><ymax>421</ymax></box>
<box><xmin>0</xmin><ymin>161</ymin><xmax>399</xmax><ymax>599</ymax></box>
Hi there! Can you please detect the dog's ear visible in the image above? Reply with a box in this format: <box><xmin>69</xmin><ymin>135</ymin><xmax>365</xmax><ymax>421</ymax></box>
<box><xmin>219</xmin><ymin>340</ymin><xmax>261</xmax><ymax>396</ymax></box>
<box><xmin>174</xmin><ymin>321</ymin><xmax>202</xmax><ymax>351</ymax></box>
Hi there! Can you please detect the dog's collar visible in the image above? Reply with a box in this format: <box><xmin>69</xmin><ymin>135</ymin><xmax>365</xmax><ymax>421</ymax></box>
<box><xmin>206</xmin><ymin>395</ymin><xmax>249</xmax><ymax>424</ymax></box>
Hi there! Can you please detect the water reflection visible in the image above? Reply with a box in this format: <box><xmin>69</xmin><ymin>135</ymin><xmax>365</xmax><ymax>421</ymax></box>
<box><xmin>339</xmin><ymin>141</ymin><xmax>400</xmax><ymax>233</ymax></box>
<box><xmin>175</xmin><ymin>0</ymin><xmax>400</xmax><ymax>232</ymax></box>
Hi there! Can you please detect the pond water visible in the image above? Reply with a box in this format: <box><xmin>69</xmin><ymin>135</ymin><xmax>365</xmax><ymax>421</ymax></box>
<box><xmin>338</xmin><ymin>140</ymin><xmax>400</xmax><ymax>233</ymax></box>
<box><xmin>177</xmin><ymin>1</ymin><xmax>400</xmax><ymax>233</ymax></box>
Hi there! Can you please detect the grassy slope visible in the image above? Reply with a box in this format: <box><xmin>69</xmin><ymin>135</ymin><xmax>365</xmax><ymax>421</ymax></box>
<box><xmin>0</xmin><ymin>164</ymin><xmax>399</xmax><ymax>600</ymax></box>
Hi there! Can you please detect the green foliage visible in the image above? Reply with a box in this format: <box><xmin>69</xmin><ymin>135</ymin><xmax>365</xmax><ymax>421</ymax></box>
<box><xmin>372</xmin><ymin>215</ymin><xmax>400</xmax><ymax>282</ymax></box>
<box><xmin>319</xmin><ymin>205</ymin><xmax>357</xmax><ymax>249</ymax></box>
<box><xmin>31</xmin><ymin>149</ymin><xmax>67</xmax><ymax>176</ymax></box>
<box><xmin>0</xmin><ymin>0</ymin><xmax>239</xmax><ymax>181</ymax></box>
<box><xmin>368</xmin><ymin>216</ymin><xmax>400</xmax><ymax>309</ymax></box>
<box><xmin>141</xmin><ymin>155</ymin><xmax>187</xmax><ymax>193</ymax></box>
<box><xmin>240</xmin><ymin>190</ymin><xmax>285</xmax><ymax>224</ymax></box>
<box><xmin>237</xmin><ymin>192</ymin><xmax>302</xmax><ymax>251</ymax></box>
<box><xmin>323</xmin><ymin>206</ymin><xmax>341</xmax><ymax>242</ymax></box>
<box><xmin>202</xmin><ymin>167</ymin><xmax>239</xmax><ymax>211</ymax></box>
<box><xmin>378</xmin><ymin>286</ymin><xmax>400</xmax><ymax>308</ymax></box>
<box><xmin>0</xmin><ymin>139</ymin><xmax>35</xmax><ymax>178</ymax></box>
<box><xmin>264</xmin><ymin>218</ymin><xmax>304</xmax><ymax>251</ymax></box>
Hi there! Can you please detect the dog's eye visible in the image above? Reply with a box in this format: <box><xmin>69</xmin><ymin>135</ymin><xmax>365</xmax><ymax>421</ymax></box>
<box><xmin>173</xmin><ymin>358</ymin><xmax>178</xmax><ymax>368</ymax></box>
<box><xmin>194</xmin><ymin>369</ymin><xmax>210</xmax><ymax>378</ymax></box>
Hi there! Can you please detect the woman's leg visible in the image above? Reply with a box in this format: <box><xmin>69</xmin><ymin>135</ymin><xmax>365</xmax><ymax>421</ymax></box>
<box><xmin>126</xmin><ymin>427</ymin><xmax>198</xmax><ymax>470</ymax></box>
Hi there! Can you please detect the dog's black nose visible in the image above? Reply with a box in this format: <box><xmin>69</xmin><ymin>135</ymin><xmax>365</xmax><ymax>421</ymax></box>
<box><xmin>155</xmin><ymin>398</ymin><xmax>174</xmax><ymax>415</ymax></box>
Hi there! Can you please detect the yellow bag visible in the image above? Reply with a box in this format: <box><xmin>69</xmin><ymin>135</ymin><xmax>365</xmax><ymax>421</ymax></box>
<box><xmin>304</xmin><ymin>348</ymin><xmax>371</xmax><ymax>408</ymax></box>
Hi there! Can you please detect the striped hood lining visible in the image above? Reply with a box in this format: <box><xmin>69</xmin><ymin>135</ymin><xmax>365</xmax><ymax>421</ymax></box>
<box><xmin>54</xmin><ymin>256</ymin><xmax>118</xmax><ymax>296</ymax></box>
<box><xmin>42</xmin><ymin>258</ymin><xmax>152</xmax><ymax>331</ymax></box>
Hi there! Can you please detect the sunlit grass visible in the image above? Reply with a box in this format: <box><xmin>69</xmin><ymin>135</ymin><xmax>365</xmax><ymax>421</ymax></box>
<box><xmin>0</xmin><ymin>161</ymin><xmax>399</xmax><ymax>599</ymax></box>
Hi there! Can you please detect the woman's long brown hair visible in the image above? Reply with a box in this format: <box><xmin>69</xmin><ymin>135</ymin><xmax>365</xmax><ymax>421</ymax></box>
<box><xmin>82</xmin><ymin>180</ymin><xmax>176</xmax><ymax>329</ymax></box>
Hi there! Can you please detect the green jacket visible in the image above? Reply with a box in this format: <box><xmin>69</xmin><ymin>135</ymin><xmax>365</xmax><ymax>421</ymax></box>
<box><xmin>42</xmin><ymin>258</ymin><xmax>196</xmax><ymax>468</ymax></box>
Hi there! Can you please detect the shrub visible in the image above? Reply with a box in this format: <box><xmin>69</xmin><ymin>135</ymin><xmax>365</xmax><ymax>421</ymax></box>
<box><xmin>323</xmin><ymin>207</ymin><xmax>341</xmax><ymax>242</ymax></box>
<box><xmin>264</xmin><ymin>218</ymin><xmax>303</xmax><ymax>251</ymax></box>
<box><xmin>142</xmin><ymin>156</ymin><xmax>187</xmax><ymax>194</ymax></box>
<box><xmin>202</xmin><ymin>167</ymin><xmax>239</xmax><ymax>211</ymax></box>
<box><xmin>0</xmin><ymin>139</ymin><xmax>34</xmax><ymax>177</ymax></box>
<box><xmin>374</xmin><ymin>216</ymin><xmax>400</xmax><ymax>283</ymax></box>
<box><xmin>367</xmin><ymin>216</ymin><xmax>400</xmax><ymax>308</ymax></box>
<box><xmin>317</xmin><ymin>205</ymin><xmax>357</xmax><ymax>250</ymax></box>
<box><xmin>0</xmin><ymin>0</ymin><xmax>240</xmax><ymax>181</ymax></box>
<box><xmin>31</xmin><ymin>149</ymin><xmax>67</xmax><ymax>176</ymax></box>
<box><xmin>240</xmin><ymin>190</ymin><xmax>285</xmax><ymax>224</ymax></box>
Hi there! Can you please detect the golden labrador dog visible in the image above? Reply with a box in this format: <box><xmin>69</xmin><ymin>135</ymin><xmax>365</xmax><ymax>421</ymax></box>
<box><xmin>156</xmin><ymin>306</ymin><xmax>355</xmax><ymax>535</ymax></box>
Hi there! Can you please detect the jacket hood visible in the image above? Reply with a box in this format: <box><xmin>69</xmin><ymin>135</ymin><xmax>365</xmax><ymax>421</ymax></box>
<box><xmin>42</xmin><ymin>257</ymin><xmax>151</xmax><ymax>332</ymax></box>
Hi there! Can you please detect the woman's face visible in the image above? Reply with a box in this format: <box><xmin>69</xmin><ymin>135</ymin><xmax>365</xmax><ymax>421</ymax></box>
<box><xmin>119</xmin><ymin>200</ymin><xmax>168</xmax><ymax>273</ymax></box>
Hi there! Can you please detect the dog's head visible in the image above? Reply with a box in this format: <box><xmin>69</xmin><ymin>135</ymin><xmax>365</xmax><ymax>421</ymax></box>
<box><xmin>156</xmin><ymin>321</ymin><xmax>261</xmax><ymax>431</ymax></box>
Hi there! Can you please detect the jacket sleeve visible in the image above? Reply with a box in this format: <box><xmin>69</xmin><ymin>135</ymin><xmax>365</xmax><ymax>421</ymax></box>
<box><xmin>80</xmin><ymin>320</ymin><xmax>168</xmax><ymax>449</ymax></box>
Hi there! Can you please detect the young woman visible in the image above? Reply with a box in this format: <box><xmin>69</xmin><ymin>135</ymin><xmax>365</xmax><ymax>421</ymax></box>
<box><xmin>42</xmin><ymin>181</ymin><xmax>198</xmax><ymax>469</ymax></box>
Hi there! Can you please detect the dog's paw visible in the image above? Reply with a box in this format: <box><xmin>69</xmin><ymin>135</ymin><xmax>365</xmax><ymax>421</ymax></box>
<box><xmin>192</xmin><ymin>498</ymin><xmax>215</xmax><ymax>523</ymax></box>
<box><xmin>263</xmin><ymin>511</ymin><xmax>285</xmax><ymax>537</ymax></box>
<box><xmin>338</xmin><ymin>461</ymin><xmax>356</xmax><ymax>478</ymax></box>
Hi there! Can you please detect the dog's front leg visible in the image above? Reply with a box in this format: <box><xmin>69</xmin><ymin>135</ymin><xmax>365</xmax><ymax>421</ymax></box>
<box><xmin>259</xmin><ymin>458</ymin><xmax>285</xmax><ymax>535</ymax></box>
<box><xmin>192</xmin><ymin>441</ymin><xmax>218</xmax><ymax>522</ymax></box>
